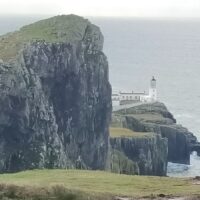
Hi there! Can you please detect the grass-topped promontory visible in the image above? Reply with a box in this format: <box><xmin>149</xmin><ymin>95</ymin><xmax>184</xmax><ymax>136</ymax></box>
<box><xmin>110</xmin><ymin>127</ymin><xmax>154</xmax><ymax>138</ymax></box>
<box><xmin>0</xmin><ymin>169</ymin><xmax>199</xmax><ymax>199</ymax></box>
<box><xmin>0</xmin><ymin>15</ymin><xmax>89</xmax><ymax>61</ymax></box>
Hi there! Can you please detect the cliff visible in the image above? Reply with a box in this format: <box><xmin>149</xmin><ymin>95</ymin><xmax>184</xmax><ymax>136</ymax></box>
<box><xmin>113</xmin><ymin>102</ymin><xmax>198</xmax><ymax>165</ymax></box>
<box><xmin>0</xmin><ymin>15</ymin><xmax>112</xmax><ymax>172</ymax></box>
<box><xmin>110</xmin><ymin>128</ymin><xmax>168</xmax><ymax>176</ymax></box>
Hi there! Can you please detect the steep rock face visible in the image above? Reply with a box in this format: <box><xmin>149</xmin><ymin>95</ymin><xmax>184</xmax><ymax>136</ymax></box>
<box><xmin>0</xmin><ymin>15</ymin><xmax>112</xmax><ymax>172</ymax></box>
<box><xmin>159</xmin><ymin>125</ymin><xmax>190</xmax><ymax>164</ymax></box>
<box><xmin>110</xmin><ymin>134</ymin><xmax>168</xmax><ymax>176</ymax></box>
<box><xmin>121</xmin><ymin>115</ymin><xmax>191</xmax><ymax>164</ymax></box>
<box><xmin>191</xmin><ymin>142</ymin><xmax>200</xmax><ymax>156</ymax></box>
<box><xmin>114</xmin><ymin>102</ymin><xmax>198</xmax><ymax>164</ymax></box>
<box><xmin>110</xmin><ymin>149</ymin><xmax>140</xmax><ymax>175</ymax></box>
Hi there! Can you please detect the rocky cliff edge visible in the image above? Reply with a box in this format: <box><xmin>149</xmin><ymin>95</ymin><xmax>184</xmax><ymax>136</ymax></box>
<box><xmin>0</xmin><ymin>15</ymin><xmax>112</xmax><ymax>172</ymax></box>
<box><xmin>111</xmin><ymin>102</ymin><xmax>199</xmax><ymax>176</ymax></box>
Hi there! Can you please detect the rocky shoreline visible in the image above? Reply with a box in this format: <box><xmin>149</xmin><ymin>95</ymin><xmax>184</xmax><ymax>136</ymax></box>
<box><xmin>110</xmin><ymin>102</ymin><xmax>200</xmax><ymax>176</ymax></box>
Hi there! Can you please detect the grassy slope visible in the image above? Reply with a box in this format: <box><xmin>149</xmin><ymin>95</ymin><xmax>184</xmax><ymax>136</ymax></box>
<box><xmin>0</xmin><ymin>169</ymin><xmax>199</xmax><ymax>199</ymax></box>
<box><xmin>0</xmin><ymin>15</ymin><xmax>88</xmax><ymax>61</ymax></box>
<box><xmin>110</xmin><ymin>127</ymin><xmax>154</xmax><ymax>138</ymax></box>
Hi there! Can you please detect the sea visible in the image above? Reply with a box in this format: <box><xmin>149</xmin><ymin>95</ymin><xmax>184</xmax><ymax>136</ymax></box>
<box><xmin>0</xmin><ymin>15</ymin><xmax>200</xmax><ymax>177</ymax></box>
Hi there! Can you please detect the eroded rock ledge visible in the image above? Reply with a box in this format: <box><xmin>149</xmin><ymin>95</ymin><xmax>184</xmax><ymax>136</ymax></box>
<box><xmin>110</xmin><ymin>133</ymin><xmax>168</xmax><ymax>176</ymax></box>
<box><xmin>110</xmin><ymin>102</ymin><xmax>199</xmax><ymax>176</ymax></box>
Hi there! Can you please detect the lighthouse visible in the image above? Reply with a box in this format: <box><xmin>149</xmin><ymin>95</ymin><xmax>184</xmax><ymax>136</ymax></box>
<box><xmin>149</xmin><ymin>76</ymin><xmax>157</xmax><ymax>101</ymax></box>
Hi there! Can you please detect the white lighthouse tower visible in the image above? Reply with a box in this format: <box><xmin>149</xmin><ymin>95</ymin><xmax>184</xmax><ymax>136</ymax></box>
<box><xmin>149</xmin><ymin>76</ymin><xmax>157</xmax><ymax>101</ymax></box>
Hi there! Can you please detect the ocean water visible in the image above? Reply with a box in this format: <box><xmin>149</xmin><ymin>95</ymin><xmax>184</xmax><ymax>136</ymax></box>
<box><xmin>0</xmin><ymin>16</ymin><xmax>200</xmax><ymax>177</ymax></box>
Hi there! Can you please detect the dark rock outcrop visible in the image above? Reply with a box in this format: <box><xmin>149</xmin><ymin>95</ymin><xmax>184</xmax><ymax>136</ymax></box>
<box><xmin>0</xmin><ymin>15</ymin><xmax>112</xmax><ymax>172</ymax></box>
<box><xmin>113</xmin><ymin>102</ymin><xmax>198</xmax><ymax>165</ymax></box>
<box><xmin>190</xmin><ymin>142</ymin><xmax>200</xmax><ymax>156</ymax></box>
<box><xmin>110</xmin><ymin>134</ymin><xmax>168</xmax><ymax>176</ymax></box>
<box><xmin>110</xmin><ymin>149</ymin><xmax>140</xmax><ymax>175</ymax></box>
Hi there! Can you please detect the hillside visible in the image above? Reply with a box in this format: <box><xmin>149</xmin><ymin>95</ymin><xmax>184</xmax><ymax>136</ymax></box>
<box><xmin>0</xmin><ymin>15</ymin><xmax>111</xmax><ymax>172</ymax></box>
<box><xmin>0</xmin><ymin>170</ymin><xmax>199</xmax><ymax>200</ymax></box>
<box><xmin>0</xmin><ymin>15</ymin><xmax>92</xmax><ymax>61</ymax></box>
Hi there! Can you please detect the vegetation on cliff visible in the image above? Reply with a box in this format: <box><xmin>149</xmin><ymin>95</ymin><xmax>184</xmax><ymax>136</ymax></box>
<box><xmin>0</xmin><ymin>15</ymin><xmax>90</xmax><ymax>61</ymax></box>
<box><xmin>110</xmin><ymin>127</ymin><xmax>154</xmax><ymax>138</ymax></box>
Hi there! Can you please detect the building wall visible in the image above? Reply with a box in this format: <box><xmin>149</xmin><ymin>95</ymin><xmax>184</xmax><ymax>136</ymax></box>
<box><xmin>112</xmin><ymin>94</ymin><xmax>120</xmax><ymax>106</ymax></box>
<box><xmin>119</xmin><ymin>94</ymin><xmax>146</xmax><ymax>101</ymax></box>
<box><xmin>112</xmin><ymin>91</ymin><xmax>156</xmax><ymax>106</ymax></box>
<box><xmin>149</xmin><ymin>88</ymin><xmax>157</xmax><ymax>101</ymax></box>
<box><xmin>112</xmin><ymin>100</ymin><xmax>120</xmax><ymax>106</ymax></box>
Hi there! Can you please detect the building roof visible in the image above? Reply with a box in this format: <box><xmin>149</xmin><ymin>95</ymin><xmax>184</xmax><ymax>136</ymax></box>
<box><xmin>112</xmin><ymin>94</ymin><xmax>119</xmax><ymax>96</ymax></box>
<box><xmin>152</xmin><ymin>76</ymin><xmax>156</xmax><ymax>81</ymax></box>
<box><xmin>119</xmin><ymin>92</ymin><xmax>146</xmax><ymax>95</ymax></box>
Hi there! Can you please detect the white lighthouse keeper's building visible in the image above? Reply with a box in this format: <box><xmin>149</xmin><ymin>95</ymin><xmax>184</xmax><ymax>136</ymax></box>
<box><xmin>111</xmin><ymin>76</ymin><xmax>158</xmax><ymax>106</ymax></box>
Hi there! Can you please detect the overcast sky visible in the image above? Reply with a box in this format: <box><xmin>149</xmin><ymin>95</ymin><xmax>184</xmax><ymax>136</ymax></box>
<box><xmin>1</xmin><ymin>0</ymin><xmax>200</xmax><ymax>18</ymax></box>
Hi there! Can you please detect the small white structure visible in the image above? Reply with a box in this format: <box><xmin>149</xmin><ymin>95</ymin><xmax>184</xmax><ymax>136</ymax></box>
<box><xmin>112</xmin><ymin>93</ymin><xmax>120</xmax><ymax>106</ymax></box>
<box><xmin>112</xmin><ymin>76</ymin><xmax>157</xmax><ymax>106</ymax></box>
<box><xmin>148</xmin><ymin>76</ymin><xmax>157</xmax><ymax>101</ymax></box>
<box><xmin>119</xmin><ymin>91</ymin><xmax>147</xmax><ymax>102</ymax></box>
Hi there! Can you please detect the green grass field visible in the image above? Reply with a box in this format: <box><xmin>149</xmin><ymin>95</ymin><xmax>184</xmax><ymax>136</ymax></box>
<box><xmin>110</xmin><ymin>127</ymin><xmax>154</xmax><ymax>138</ymax></box>
<box><xmin>0</xmin><ymin>169</ymin><xmax>199</xmax><ymax>199</ymax></box>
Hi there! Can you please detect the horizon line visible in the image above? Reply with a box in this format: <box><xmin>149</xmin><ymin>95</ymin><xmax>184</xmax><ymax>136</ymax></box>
<box><xmin>1</xmin><ymin>13</ymin><xmax>200</xmax><ymax>20</ymax></box>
